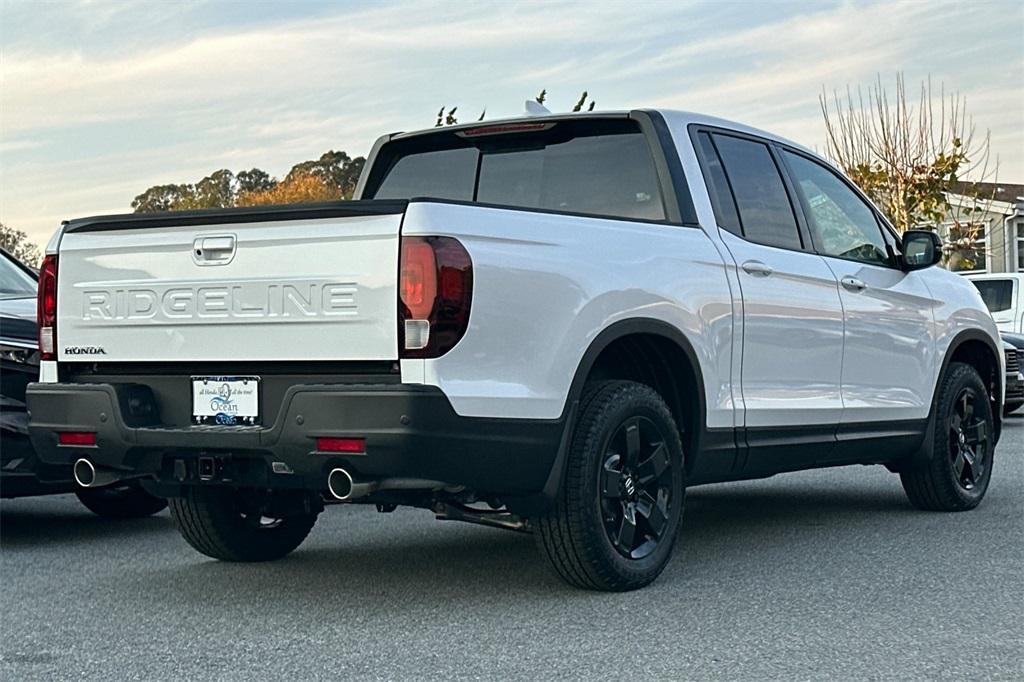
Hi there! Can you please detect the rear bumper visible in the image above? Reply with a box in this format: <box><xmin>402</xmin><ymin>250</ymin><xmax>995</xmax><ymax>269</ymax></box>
<box><xmin>1</xmin><ymin>409</ymin><xmax>76</xmax><ymax>497</ymax></box>
<box><xmin>26</xmin><ymin>381</ymin><xmax>562</xmax><ymax>499</ymax></box>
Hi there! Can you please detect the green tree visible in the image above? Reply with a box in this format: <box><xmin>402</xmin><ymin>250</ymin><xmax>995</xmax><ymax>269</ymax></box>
<box><xmin>131</xmin><ymin>153</ymin><xmax>364</xmax><ymax>213</ymax></box>
<box><xmin>0</xmin><ymin>222</ymin><xmax>42</xmax><ymax>266</ymax></box>
<box><xmin>237</xmin><ymin>171</ymin><xmax>341</xmax><ymax>207</ymax></box>
<box><xmin>131</xmin><ymin>183</ymin><xmax>197</xmax><ymax>213</ymax></box>
<box><xmin>285</xmin><ymin>151</ymin><xmax>364</xmax><ymax>198</ymax></box>
<box><xmin>188</xmin><ymin>169</ymin><xmax>237</xmax><ymax>210</ymax></box>
<box><xmin>237</xmin><ymin>168</ymin><xmax>277</xmax><ymax>194</ymax></box>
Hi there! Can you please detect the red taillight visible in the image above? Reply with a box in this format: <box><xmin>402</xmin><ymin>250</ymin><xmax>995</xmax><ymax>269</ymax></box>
<box><xmin>316</xmin><ymin>437</ymin><xmax>366</xmax><ymax>453</ymax></box>
<box><xmin>37</xmin><ymin>255</ymin><xmax>58</xmax><ymax>361</ymax></box>
<box><xmin>398</xmin><ymin>236</ymin><xmax>472</xmax><ymax>358</ymax></box>
<box><xmin>58</xmin><ymin>431</ymin><xmax>96</xmax><ymax>446</ymax></box>
<box><xmin>400</xmin><ymin>239</ymin><xmax>437</xmax><ymax>319</ymax></box>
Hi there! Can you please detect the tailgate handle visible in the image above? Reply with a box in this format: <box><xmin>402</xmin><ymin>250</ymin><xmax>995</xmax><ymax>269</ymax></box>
<box><xmin>193</xmin><ymin>235</ymin><xmax>236</xmax><ymax>265</ymax></box>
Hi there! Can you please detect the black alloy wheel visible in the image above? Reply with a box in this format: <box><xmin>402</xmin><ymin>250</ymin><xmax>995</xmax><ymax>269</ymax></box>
<box><xmin>600</xmin><ymin>416</ymin><xmax>674</xmax><ymax>560</ymax></box>
<box><xmin>535</xmin><ymin>380</ymin><xmax>685</xmax><ymax>591</ymax></box>
<box><xmin>948</xmin><ymin>386</ymin><xmax>990</xmax><ymax>491</ymax></box>
<box><xmin>901</xmin><ymin>361</ymin><xmax>995</xmax><ymax>511</ymax></box>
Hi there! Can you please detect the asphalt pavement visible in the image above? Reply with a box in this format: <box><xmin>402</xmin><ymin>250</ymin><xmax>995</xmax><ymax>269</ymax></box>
<box><xmin>2</xmin><ymin>415</ymin><xmax>1022</xmax><ymax>680</ymax></box>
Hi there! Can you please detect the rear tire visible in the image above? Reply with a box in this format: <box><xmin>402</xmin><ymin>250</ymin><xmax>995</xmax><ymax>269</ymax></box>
<box><xmin>535</xmin><ymin>380</ymin><xmax>685</xmax><ymax>591</ymax></box>
<box><xmin>900</xmin><ymin>362</ymin><xmax>995</xmax><ymax>511</ymax></box>
<box><xmin>76</xmin><ymin>482</ymin><xmax>168</xmax><ymax>519</ymax></box>
<box><xmin>169</xmin><ymin>487</ymin><xmax>317</xmax><ymax>562</ymax></box>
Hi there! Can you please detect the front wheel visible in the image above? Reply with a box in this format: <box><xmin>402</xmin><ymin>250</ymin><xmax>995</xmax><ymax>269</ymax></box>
<box><xmin>900</xmin><ymin>362</ymin><xmax>995</xmax><ymax>511</ymax></box>
<box><xmin>76</xmin><ymin>482</ymin><xmax>168</xmax><ymax>519</ymax></box>
<box><xmin>169</xmin><ymin>487</ymin><xmax>318</xmax><ymax>562</ymax></box>
<box><xmin>535</xmin><ymin>380</ymin><xmax>685</xmax><ymax>591</ymax></box>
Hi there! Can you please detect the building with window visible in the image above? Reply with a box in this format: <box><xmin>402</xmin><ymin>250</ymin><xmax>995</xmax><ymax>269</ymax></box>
<box><xmin>941</xmin><ymin>182</ymin><xmax>1024</xmax><ymax>274</ymax></box>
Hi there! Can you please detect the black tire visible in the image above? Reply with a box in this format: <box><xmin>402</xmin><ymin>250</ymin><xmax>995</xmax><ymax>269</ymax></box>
<box><xmin>535</xmin><ymin>380</ymin><xmax>685</xmax><ymax>591</ymax></box>
<box><xmin>169</xmin><ymin>487</ymin><xmax>317</xmax><ymax>562</ymax></box>
<box><xmin>76</xmin><ymin>482</ymin><xmax>168</xmax><ymax>519</ymax></box>
<box><xmin>901</xmin><ymin>362</ymin><xmax>995</xmax><ymax>511</ymax></box>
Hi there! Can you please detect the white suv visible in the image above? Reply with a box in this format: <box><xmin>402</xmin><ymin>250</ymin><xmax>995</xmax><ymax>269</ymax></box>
<box><xmin>28</xmin><ymin>110</ymin><xmax>1004</xmax><ymax>591</ymax></box>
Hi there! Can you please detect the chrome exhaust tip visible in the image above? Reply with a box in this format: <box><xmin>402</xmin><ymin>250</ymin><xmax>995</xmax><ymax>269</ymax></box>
<box><xmin>327</xmin><ymin>468</ymin><xmax>355</xmax><ymax>501</ymax></box>
<box><xmin>73</xmin><ymin>458</ymin><xmax>98</xmax><ymax>487</ymax></box>
<box><xmin>327</xmin><ymin>468</ymin><xmax>381</xmax><ymax>501</ymax></box>
<box><xmin>73</xmin><ymin>458</ymin><xmax>122</xmax><ymax>488</ymax></box>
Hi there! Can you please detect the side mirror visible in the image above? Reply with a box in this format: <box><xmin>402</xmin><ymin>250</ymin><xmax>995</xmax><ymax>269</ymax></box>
<box><xmin>901</xmin><ymin>230</ymin><xmax>942</xmax><ymax>271</ymax></box>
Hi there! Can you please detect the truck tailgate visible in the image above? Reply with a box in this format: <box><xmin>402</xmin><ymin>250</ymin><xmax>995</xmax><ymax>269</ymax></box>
<box><xmin>55</xmin><ymin>207</ymin><xmax>404</xmax><ymax>362</ymax></box>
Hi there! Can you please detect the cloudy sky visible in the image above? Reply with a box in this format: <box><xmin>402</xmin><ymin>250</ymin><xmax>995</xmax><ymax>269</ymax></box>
<box><xmin>2</xmin><ymin>0</ymin><xmax>1022</xmax><ymax>249</ymax></box>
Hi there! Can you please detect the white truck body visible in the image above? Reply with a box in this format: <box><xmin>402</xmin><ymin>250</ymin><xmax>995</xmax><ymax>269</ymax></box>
<box><xmin>29</xmin><ymin>108</ymin><xmax>1006</xmax><ymax>590</ymax></box>
<box><xmin>43</xmin><ymin>111</ymin><xmax>1003</xmax><ymax>425</ymax></box>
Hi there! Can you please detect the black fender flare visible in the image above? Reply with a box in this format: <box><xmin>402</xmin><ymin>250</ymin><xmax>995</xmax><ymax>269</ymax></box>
<box><xmin>910</xmin><ymin>328</ymin><xmax>1003</xmax><ymax>466</ymax></box>
<box><xmin>510</xmin><ymin>318</ymin><xmax>708</xmax><ymax>515</ymax></box>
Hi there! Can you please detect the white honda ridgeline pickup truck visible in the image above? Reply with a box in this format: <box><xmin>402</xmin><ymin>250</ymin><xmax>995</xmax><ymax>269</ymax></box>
<box><xmin>28</xmin><ymin>109</ymin><xmax>1004</xmax><ymax>591</ymax></box>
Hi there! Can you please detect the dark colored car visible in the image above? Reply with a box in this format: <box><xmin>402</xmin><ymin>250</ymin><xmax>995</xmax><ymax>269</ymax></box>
<box><xmin>1003</xmin><ymin>333</ymin><xmax>1024</xmax><ymax>415</ymax></box>
<box><xmin>0</xmin><ymin>248</ymin><xmax>167</xmax><ymax>517</ymax></box>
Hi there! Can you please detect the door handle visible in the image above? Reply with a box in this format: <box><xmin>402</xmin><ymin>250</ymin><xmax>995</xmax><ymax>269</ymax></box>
<box><xmin>193</xmin><ymin>235</ymin><xmax>236</xmax><ymax>265</ymax></box>
<box><xmin>741</xmin><ymin>260</ymin><xmax>773</xmax><ymax>277</ymax></box>
<box><xmin>841</xmin><ymin>276</ymin><xmax>867</xmax><ymax>292</ymax></box>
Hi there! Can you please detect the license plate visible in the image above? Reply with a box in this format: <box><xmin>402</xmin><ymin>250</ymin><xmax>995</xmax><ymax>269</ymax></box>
<box><xmin>191</xmin><ymin>376</ymin><xmax>260</xmax><ymax>426</ymax></box>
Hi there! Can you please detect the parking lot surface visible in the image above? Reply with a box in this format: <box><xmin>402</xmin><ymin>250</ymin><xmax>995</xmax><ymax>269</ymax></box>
<box><xmin>2</xmin><ymin>416</ymin><xmax>1022</xmax><ymax>680</ymax></box>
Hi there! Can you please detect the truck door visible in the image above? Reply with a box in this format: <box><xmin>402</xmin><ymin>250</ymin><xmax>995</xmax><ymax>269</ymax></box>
<box><xmin>693</xmin><ymin>130</ymin><xmax>844</xmax><ymax>471</ymax></box>
<box><xmin>779</xmin><ymin>148</ymin><xmax>938</xmax><ymax>457</ymax></box>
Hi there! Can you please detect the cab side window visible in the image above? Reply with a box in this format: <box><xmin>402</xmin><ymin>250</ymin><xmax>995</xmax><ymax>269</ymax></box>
<box><xmin>783</xmin><ymin>150</ymin><xmax>890</xmax><ymax>266</ymax></box>
<box><xmin>695</xmin><ymin>132</ymin><xmax>742</xmax><ymax>236</ymax></box>
<box><xmin>711</xmin><ymin>134</ymin><xmax>803</xmax><ymax>250</ymax></box>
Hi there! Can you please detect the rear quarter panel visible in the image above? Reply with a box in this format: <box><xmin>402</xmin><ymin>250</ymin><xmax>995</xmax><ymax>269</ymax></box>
<box><xmin>399</xmin><ymin>201</ymin><xmax>735</xmax><ymax>424</ymax></box>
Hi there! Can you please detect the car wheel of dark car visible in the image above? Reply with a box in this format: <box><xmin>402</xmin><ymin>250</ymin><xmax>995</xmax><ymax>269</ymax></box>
<box><xmin>169</xmin><ymin>486</ymin><xmax>318</xmax><ymax>562</ymax></box>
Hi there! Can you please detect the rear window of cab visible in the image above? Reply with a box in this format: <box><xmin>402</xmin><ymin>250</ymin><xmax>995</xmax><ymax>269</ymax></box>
<box><xmin>366</xmin><ymin>119</ymin><xmax>667</xmax><ymax>222</ymax></box>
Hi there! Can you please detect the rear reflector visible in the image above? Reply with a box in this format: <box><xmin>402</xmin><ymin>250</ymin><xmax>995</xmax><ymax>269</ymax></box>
<box><xmin>316</xmin><ymin>437</ymin><xmax>366</xmax><ymax>453</ymax></box>
<box><xmin>404</xmin><ymin>319</ymin><xmax>430</xmax><ymax>350</ymax></box>
<box><xmin>58</xmin><ymin>431</ymin><xmax>97</xmax><ymax>446</ymax></box>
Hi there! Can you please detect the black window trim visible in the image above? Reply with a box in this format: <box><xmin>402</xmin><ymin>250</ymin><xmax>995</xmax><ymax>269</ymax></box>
<box><xmin>773</xmin><ymin>143</ymin><xmax>900</xmax><ymax>270</ymax></box>
<box><xmin>687</xmin><ymin>123</ymin><xmax>812</xmax><ymax>254</ymax></box>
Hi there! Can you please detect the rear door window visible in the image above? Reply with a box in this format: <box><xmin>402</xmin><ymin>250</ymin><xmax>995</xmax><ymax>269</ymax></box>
<box><xmin>711</xmin><ymin>134</ymin><xmax>802</xmax><ymax>250</ymax></box>
<box><xmin>369</xmin><ymin>120</ymin><xmax>666</xmax><ymax>221</ymax></box>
